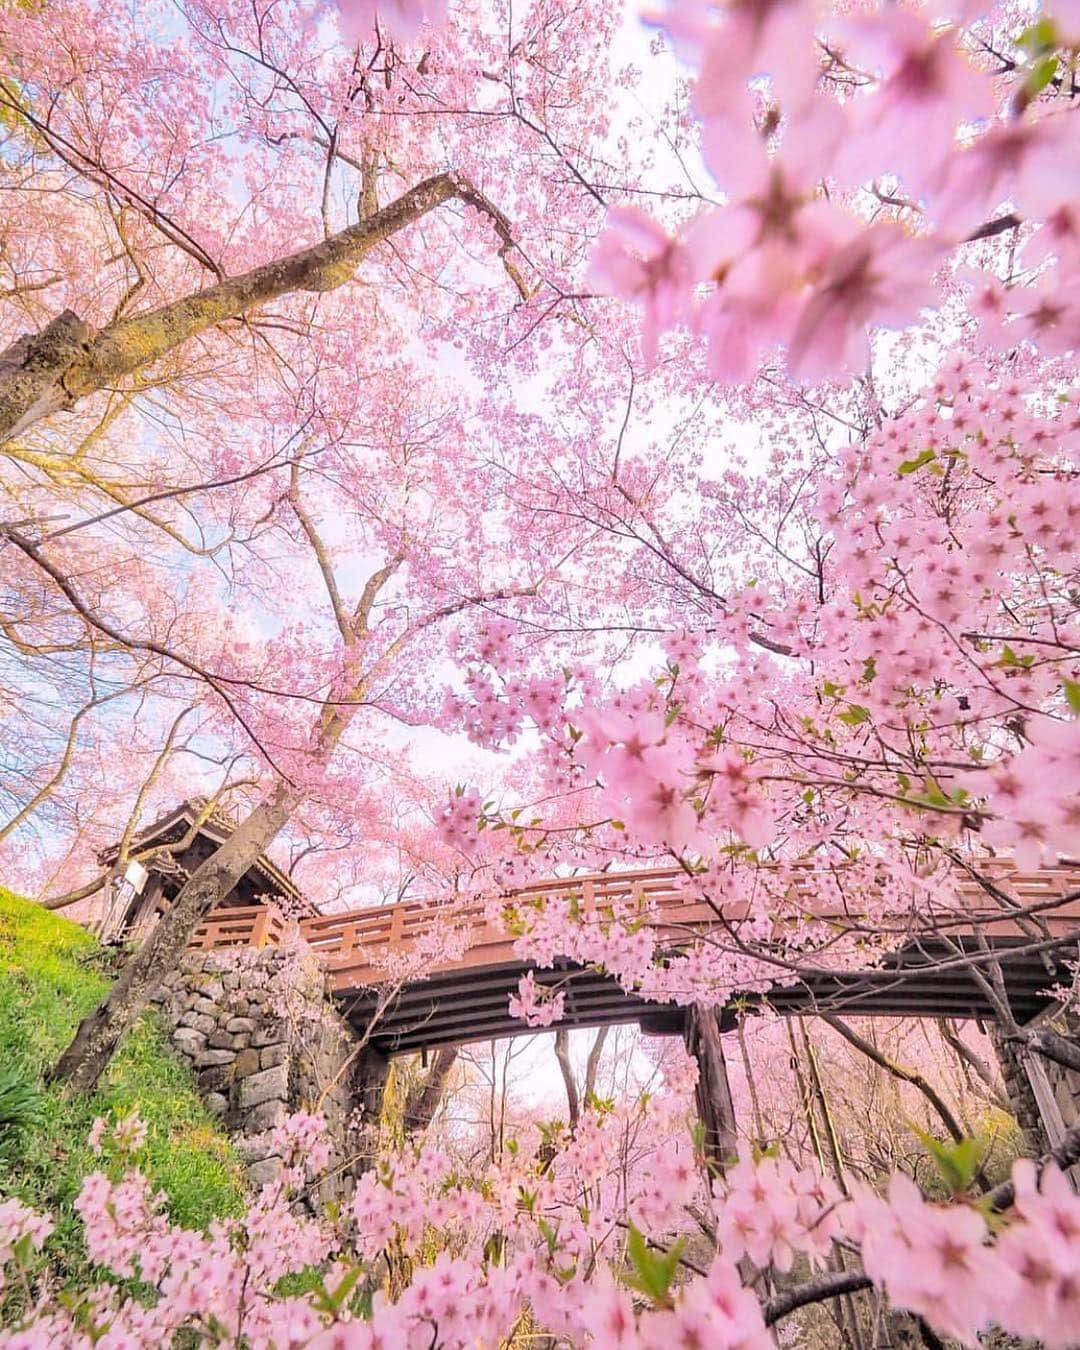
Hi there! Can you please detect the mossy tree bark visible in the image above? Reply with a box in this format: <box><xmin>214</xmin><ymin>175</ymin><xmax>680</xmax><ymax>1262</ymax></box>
<box><xmin>0</xmin><ymin>173</ymin><xmax>518</xmax><ymax>446</ymax></box>
<box><xmin>403</xmin><ymin>1047</ymin><xmax>459</xmax><ymax>1134</ymax></box>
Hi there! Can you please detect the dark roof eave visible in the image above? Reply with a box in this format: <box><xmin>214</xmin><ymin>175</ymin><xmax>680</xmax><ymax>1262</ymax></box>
<box><xmin>97</xmin><ymin>801</ymin><xmax>317</xmax><ymax>915</ymax></box>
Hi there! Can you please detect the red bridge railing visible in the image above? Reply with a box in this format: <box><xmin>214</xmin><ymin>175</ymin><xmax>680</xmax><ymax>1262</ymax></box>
<box><xmin>189</xmin><ymin>903</ymin><xmax>291</xmax><ymax>952</ymax></box>
<box><xmin>184</xmin><ymin>861</ymin><xmax>1080</xmax><ymax>994</ymax></box>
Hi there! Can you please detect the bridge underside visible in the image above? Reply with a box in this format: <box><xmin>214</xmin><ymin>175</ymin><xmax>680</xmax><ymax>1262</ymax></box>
<box><xmin>334</xmin><ymin>938</ymin><xmax>1072</xmax><ymax>1055</ymax></box>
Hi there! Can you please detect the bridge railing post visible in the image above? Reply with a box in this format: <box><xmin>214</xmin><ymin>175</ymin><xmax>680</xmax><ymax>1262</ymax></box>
<box><xmin>250</xmin><ymin>906</ymin><xmax>272</xmax><ymax>949</ymax></box>
<box><xmin>582</xmin><ymin>878</ymin><xmax>596</xmax><ymax>924</ymax></box>
<box><xmin>341</xmin><ymin>922</ymin><xmax>357</xmax><ymax>964</ymax></box>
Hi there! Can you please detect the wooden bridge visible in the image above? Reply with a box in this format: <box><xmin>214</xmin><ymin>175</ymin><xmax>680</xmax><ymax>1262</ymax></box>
<box><xmin>186</xmin><ymin>861</ymin><xmax>1080</xmax><ymax>1056</ymax></box>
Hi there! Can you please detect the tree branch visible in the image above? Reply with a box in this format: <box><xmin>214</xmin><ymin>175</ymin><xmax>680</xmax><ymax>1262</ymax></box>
<box><xmin>821</xmin><ymin>1014</ymin><xmax>967</xmax><ymax>1143</ymax></box>
<box><xmin>0</xmin><ymin>173</ymin><xmax>524</xmax><ymax>444</ymax></box>
<box><xmin>1010</xmin><ymin>1026</ymin><xmax>1080</xmax><ymax>1077</ymax></box>
<box><xmin>987</xmin><ymin>1117</ymin><xmax>1080</xmax><ymax>1211</ymax></box>
<box><xmin>764</xmin><ymin>1271</ymin><xmax>873</xmax><ymax>1325</ymax></box>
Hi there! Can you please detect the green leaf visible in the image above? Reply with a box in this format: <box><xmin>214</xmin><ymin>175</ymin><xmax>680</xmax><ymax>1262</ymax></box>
<box><xmin>1016</xmin><ymin>16</ymin><xmax>1059</xmax><ymax>51</ymax></box>
<box><xmin>624</xmin><ymin>1224</ymin><xmax>685</xmax><ymax>1307</ymax></box>
<box><xmin>1064</xmin><ymin>678</ymin><xmax>1080</xmax><ymax>714</ymax></box>
<box><xmin>911</xmin><ymin>1124</ymin><xmax>984</xmax><ymax>1193</ymax></box>
<box><xmin>898</xmin><ymin>448</ymin><xmax>937</xmax><ymax>475</ymax></box>
<box><xmin>837</xmin><ymin>703</ymin><xmax>871</xmax><ymax>726</ymax></box>
<box><xmin>326</xmin><ymin>1263</ymin><xmax>364</xmax><ymax>1313</ymax></box>
<box><xmin>354</xmin><ymin>1284</ymin><xmax>375</xmax><ymax>1321</ymax></box>
<box><xmin>998</xmin><ymin>643</ymin><xmax>1035</xmax><ymax>669</ymax></box>
<box><xmin>1026</xmin><ymin>52</ymin><xmax>1059</xmax><ymax>95</ymax></box>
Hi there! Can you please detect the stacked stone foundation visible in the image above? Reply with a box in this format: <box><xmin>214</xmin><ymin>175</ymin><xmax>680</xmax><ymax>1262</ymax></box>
<box><xmin>150</xmin><ymin>946</ymin><xmax>373</xmax><ymax>1197</ymax></box>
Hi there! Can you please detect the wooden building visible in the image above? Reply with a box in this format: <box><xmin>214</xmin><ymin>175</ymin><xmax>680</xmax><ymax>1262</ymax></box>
<box><xmin>94</xmin><ymin>799</ymin><xmax>316</xmax><ymax>943</ymax></box>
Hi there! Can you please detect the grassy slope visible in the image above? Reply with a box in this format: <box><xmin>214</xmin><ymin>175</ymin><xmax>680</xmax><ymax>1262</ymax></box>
<box><xmin>0</xmin><ymin>885</ymin><xmax>246</xmax><ymax>1274</ymax></box>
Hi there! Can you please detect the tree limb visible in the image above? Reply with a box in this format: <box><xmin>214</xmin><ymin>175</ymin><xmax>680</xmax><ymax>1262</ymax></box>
<box><xmin>764</xmin><ymin>1271</ymin><xmax>873</xmax><ymax>1325</ymax></box>
<box><xmin>821</xmin><ymin>1014</ymin><xmax>967</xmax><ymax>1143</ymax></box>
<box><xmin>1010</xmin><ymin>1026</ymin><xmax>1080</xmax><ymax>1077</ymax></box>
<box><xmin>0</xmin><ymin>173</ymin><xmax>524</xmax><ymax>444</ymax></box>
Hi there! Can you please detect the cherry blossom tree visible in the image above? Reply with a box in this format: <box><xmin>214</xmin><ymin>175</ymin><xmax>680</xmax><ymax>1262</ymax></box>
<box><xmin>437</xmin><ymin>0</ymin><xmax>1080</xmax><ymax>1058</ymax></box>
<box><xmin>0</xmin><ymin>0</ymin><xmax>1078</xmax><ymax>1339</ymax></box>
<box><xmin>0</xmin><ymin>0</ymin><xmax>649</xmax><ymax>1086</ymax></box>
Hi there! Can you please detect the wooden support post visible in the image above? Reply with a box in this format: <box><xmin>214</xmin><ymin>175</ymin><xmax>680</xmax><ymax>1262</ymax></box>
<box><xmin>250</xmin><ymin>906</ymin><xmax>271</xmax><ymax>949</ymax></box>
<box><xmin>128</xmin><ymin>877</ymin><xmax>166</xmax><ymax>946</ymax></box>
<box><xmin>685</xmin><ymin>1004</ymin><xmax>738</xmax><ymax>1171</ymax></box>
<box><xmin>1009</xmin><ymin>1008</ymin><xmax>1080</xmax><ymax>1189</ymax></box>
<box><xmin>990</xmin><ymin>1021</ymin><xmax>1053</xmax><ymax>1157</ymax></box>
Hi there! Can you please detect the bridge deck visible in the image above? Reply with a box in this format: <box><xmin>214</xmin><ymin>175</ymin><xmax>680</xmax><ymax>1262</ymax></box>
<box><xmin>188</xmin><ymin>862</ymin><xmax>1080</xmax><ymax>1054</ymax></box>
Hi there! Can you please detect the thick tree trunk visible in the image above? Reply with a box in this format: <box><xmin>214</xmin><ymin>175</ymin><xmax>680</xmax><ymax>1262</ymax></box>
<box><xmin>403</xmin><ymin>1047</ymin><xmax>458</xmax><ymax>1134</ymax></box>
<box><xmin>553</xmin><ymin>1025</ymin><xmax>608</xmax><ymax>1132</ymax></box>
<box><xmin>49</xmin><ymin>780</ymin><xmax>297</xmax><ymax>1092</ymax></box>
<box><xmin>553</xmin><ymin>1028</ymin><xmax>580</xmax><ymax>1128</ymax></box>
<box><xmin>686</xmin><ymin>1005</ymin><xmax>738</xmax><ymax>1170</ymax></box>
<box><xmin>0</xmin><ymin>310</ymin><xmax>93</xmax><ymax>444</ymax></box>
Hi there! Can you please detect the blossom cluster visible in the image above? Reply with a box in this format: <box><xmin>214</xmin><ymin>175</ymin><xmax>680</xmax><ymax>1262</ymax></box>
<box><xmin>508</xmin><ymin>970</ymin><xmax>567</xmax><ymax>1027</ymax></box>
<box><xmin>444</xmin><ymin>363</ymin><xmax>1077</xmax><ymax>1013</ymax></box>
<box><xmin>714</xmin><ymin>1153</ymin><xmax>845</xmax><ymax>1273</ymax></box>
<box><xmin>270</xmin><ymin>1110</ymin><xmax>334</xmax><ymax>1184</ymax></box>
<box><xmin>0</xmin><ymin>1198</ymin><xmax>52</xmax><ymax>1296</ymax></box>
<box><xmin>4</xmin><ymin>1106</ymin><xmax>1080</xmax><ymax>1348</ymax></box>
<box><xmin>851</xmin><ymin>1162</ymin><xmax>1080</xmax><ymax>1346</ymax></box>
<box><xmin>591</xmin><ymin>0</ymin><xmax>1080</xmax><ymax>382</ymax></box>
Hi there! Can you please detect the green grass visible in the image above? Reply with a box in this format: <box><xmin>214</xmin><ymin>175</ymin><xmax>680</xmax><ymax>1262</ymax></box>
<box><xmin>0</xmin><ymin>885</ymin><xmax>246</xmax><ymax>1280</ymax></box>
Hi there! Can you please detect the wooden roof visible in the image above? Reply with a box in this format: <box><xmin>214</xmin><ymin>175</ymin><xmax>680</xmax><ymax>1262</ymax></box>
<box><xmin>99</xmin><ymin>799</ymin><xmax>315</xmax><ymax>915</ymax></box>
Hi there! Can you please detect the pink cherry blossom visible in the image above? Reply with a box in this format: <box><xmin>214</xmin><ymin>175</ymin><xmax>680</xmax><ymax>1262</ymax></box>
<box><xmin>508</xmin><ymin>970</ymin><xmax>566</xmax><ymax>1027</ymax></box>
<box><xmin>786</xmin><ymin>223</ymin><xmax>945</xmax><ymax>380</ymax></box>
<box><xmin>328</xmin><ymin>0</ymin><xmax>446</xmax><ymax>43</ymax></box>
<box><xmin>588</xmin><ymin>207</ymin><xmax>693</xmax><ymax>363</ymax></box>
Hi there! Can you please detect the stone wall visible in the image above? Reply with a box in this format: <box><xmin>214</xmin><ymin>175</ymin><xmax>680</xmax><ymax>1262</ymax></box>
<box><xmin>150</xmin><ymin>945</ymin><xmax>383</xmax><ymax>1196</ymax></box>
